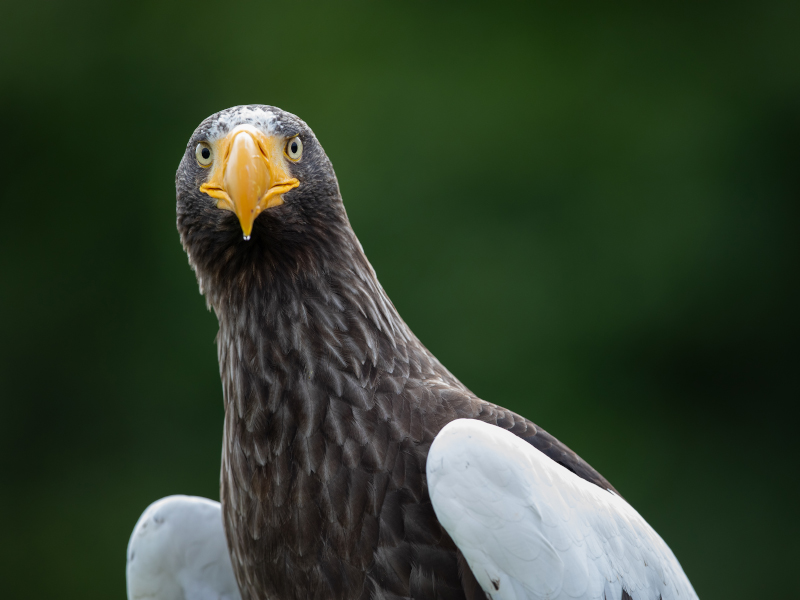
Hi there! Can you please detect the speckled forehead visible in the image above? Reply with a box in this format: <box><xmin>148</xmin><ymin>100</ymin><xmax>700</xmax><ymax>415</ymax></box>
<box><xmin>203</xmin><ymin>106</ymin><xmax>297</xmax><ymax>142</ymax></box>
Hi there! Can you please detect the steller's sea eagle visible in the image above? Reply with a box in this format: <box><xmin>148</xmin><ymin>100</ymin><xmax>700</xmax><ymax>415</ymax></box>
<box><xmin>142</xmin><ymin>105</ymin><xmax>700</xmax><ymax>600</ymax></box>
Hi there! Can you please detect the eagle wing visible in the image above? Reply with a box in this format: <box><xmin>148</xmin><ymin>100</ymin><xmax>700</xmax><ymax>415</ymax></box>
<box><xmin>126</xmin><ymin>495</ymin><xmax>241</xmax><ymax>600</ymax></box>
<box><xmin>426</xmin><ymin>419</ymin><xmax>698</xmax><ymax>600</ymax></box>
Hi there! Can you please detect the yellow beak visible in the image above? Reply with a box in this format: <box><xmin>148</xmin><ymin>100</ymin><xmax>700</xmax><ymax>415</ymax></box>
<box><xmin>199</xmin><ymin>128</ymin><xmax>299</xmax><ymax>239</ymax></box>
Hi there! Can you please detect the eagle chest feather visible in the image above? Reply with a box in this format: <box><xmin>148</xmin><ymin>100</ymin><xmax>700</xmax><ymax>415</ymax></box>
<box><xmin>216</xmin><ymin>283</ymin><xmax>479</xmax><ymax>600</ymax></box>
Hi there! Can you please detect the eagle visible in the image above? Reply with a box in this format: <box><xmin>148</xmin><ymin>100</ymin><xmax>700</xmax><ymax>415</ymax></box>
<box><xmin>137</xmin><ymin>105</ymin><xmax>698</xmax><ymax>600</ymax></box>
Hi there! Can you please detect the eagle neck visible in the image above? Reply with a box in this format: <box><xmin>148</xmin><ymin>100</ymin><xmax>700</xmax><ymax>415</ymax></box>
<box><xmin>213</xmin><ymin>224</ymin><xmax>430</xmax><ymax>424</ymax></box>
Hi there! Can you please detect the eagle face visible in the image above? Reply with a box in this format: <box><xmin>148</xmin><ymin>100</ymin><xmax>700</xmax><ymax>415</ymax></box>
<box><xmin>176</xmin><ymin>105</ymin><xmax>345</xmax><ymax>293</ymax></box>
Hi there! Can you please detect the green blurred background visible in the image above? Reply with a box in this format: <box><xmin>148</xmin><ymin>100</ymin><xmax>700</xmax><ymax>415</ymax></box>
<box><xmin>2</xmin><ymin>1</ymin><xmax>798</xmax><ymax>598</ymax></box>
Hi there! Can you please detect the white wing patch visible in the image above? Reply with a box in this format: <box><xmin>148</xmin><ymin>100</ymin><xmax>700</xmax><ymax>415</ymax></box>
<box><xmin>126</xmin><ymin>495</ymin><xmax>241</xmax><ymax>600</ymax></box>
<box><xmin>427</xmin><ymin>420</ymin><xmax>698</xmax><ymax>600</ymax></box>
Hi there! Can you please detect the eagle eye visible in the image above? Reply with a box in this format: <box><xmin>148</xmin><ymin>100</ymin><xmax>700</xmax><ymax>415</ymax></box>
<box><xmin>195</xmin><ymin>142</ymin><xmax>213</xmax><ymax>167</ymax></box>
<box><xmin>285</xmin><ymin>136</ymin><xmax>303</xmax><ymax>162</ymax></box>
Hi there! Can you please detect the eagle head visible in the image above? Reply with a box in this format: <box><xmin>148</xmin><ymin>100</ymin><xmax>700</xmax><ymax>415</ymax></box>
<box><xmin>176</xmin><ymin>105</ymin><xmax>352</xmax><ymax>300</ymax></box>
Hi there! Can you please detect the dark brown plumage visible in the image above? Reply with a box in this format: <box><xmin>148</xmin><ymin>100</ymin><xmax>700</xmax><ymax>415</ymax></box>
<box><xmin>176</xmin><ymin>106</ymin><xmax>615</xmax><ymax>600</ymax></box>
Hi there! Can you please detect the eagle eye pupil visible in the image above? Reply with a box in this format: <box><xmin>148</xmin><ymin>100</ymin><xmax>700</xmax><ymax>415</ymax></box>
<box><xmin>195</xmin><ymin>142</ymin><xmax>213</xmax><ymax>167</ymax></box>
<box><xmin>285</xmin><ymin>136</ymin><xmax>303</xmax><ymax>161</ymax></box>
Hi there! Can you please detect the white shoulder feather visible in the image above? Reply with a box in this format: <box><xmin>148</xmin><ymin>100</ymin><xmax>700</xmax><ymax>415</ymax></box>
<box><xmin>126</xmin><ymin>495</ymin><xmax>241</xmax><ymax>600</ymax></box>
<box><xmin>427</xmin><ymin>419</ymin><xmax>698</xmax><ymax>600</ymax></box>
